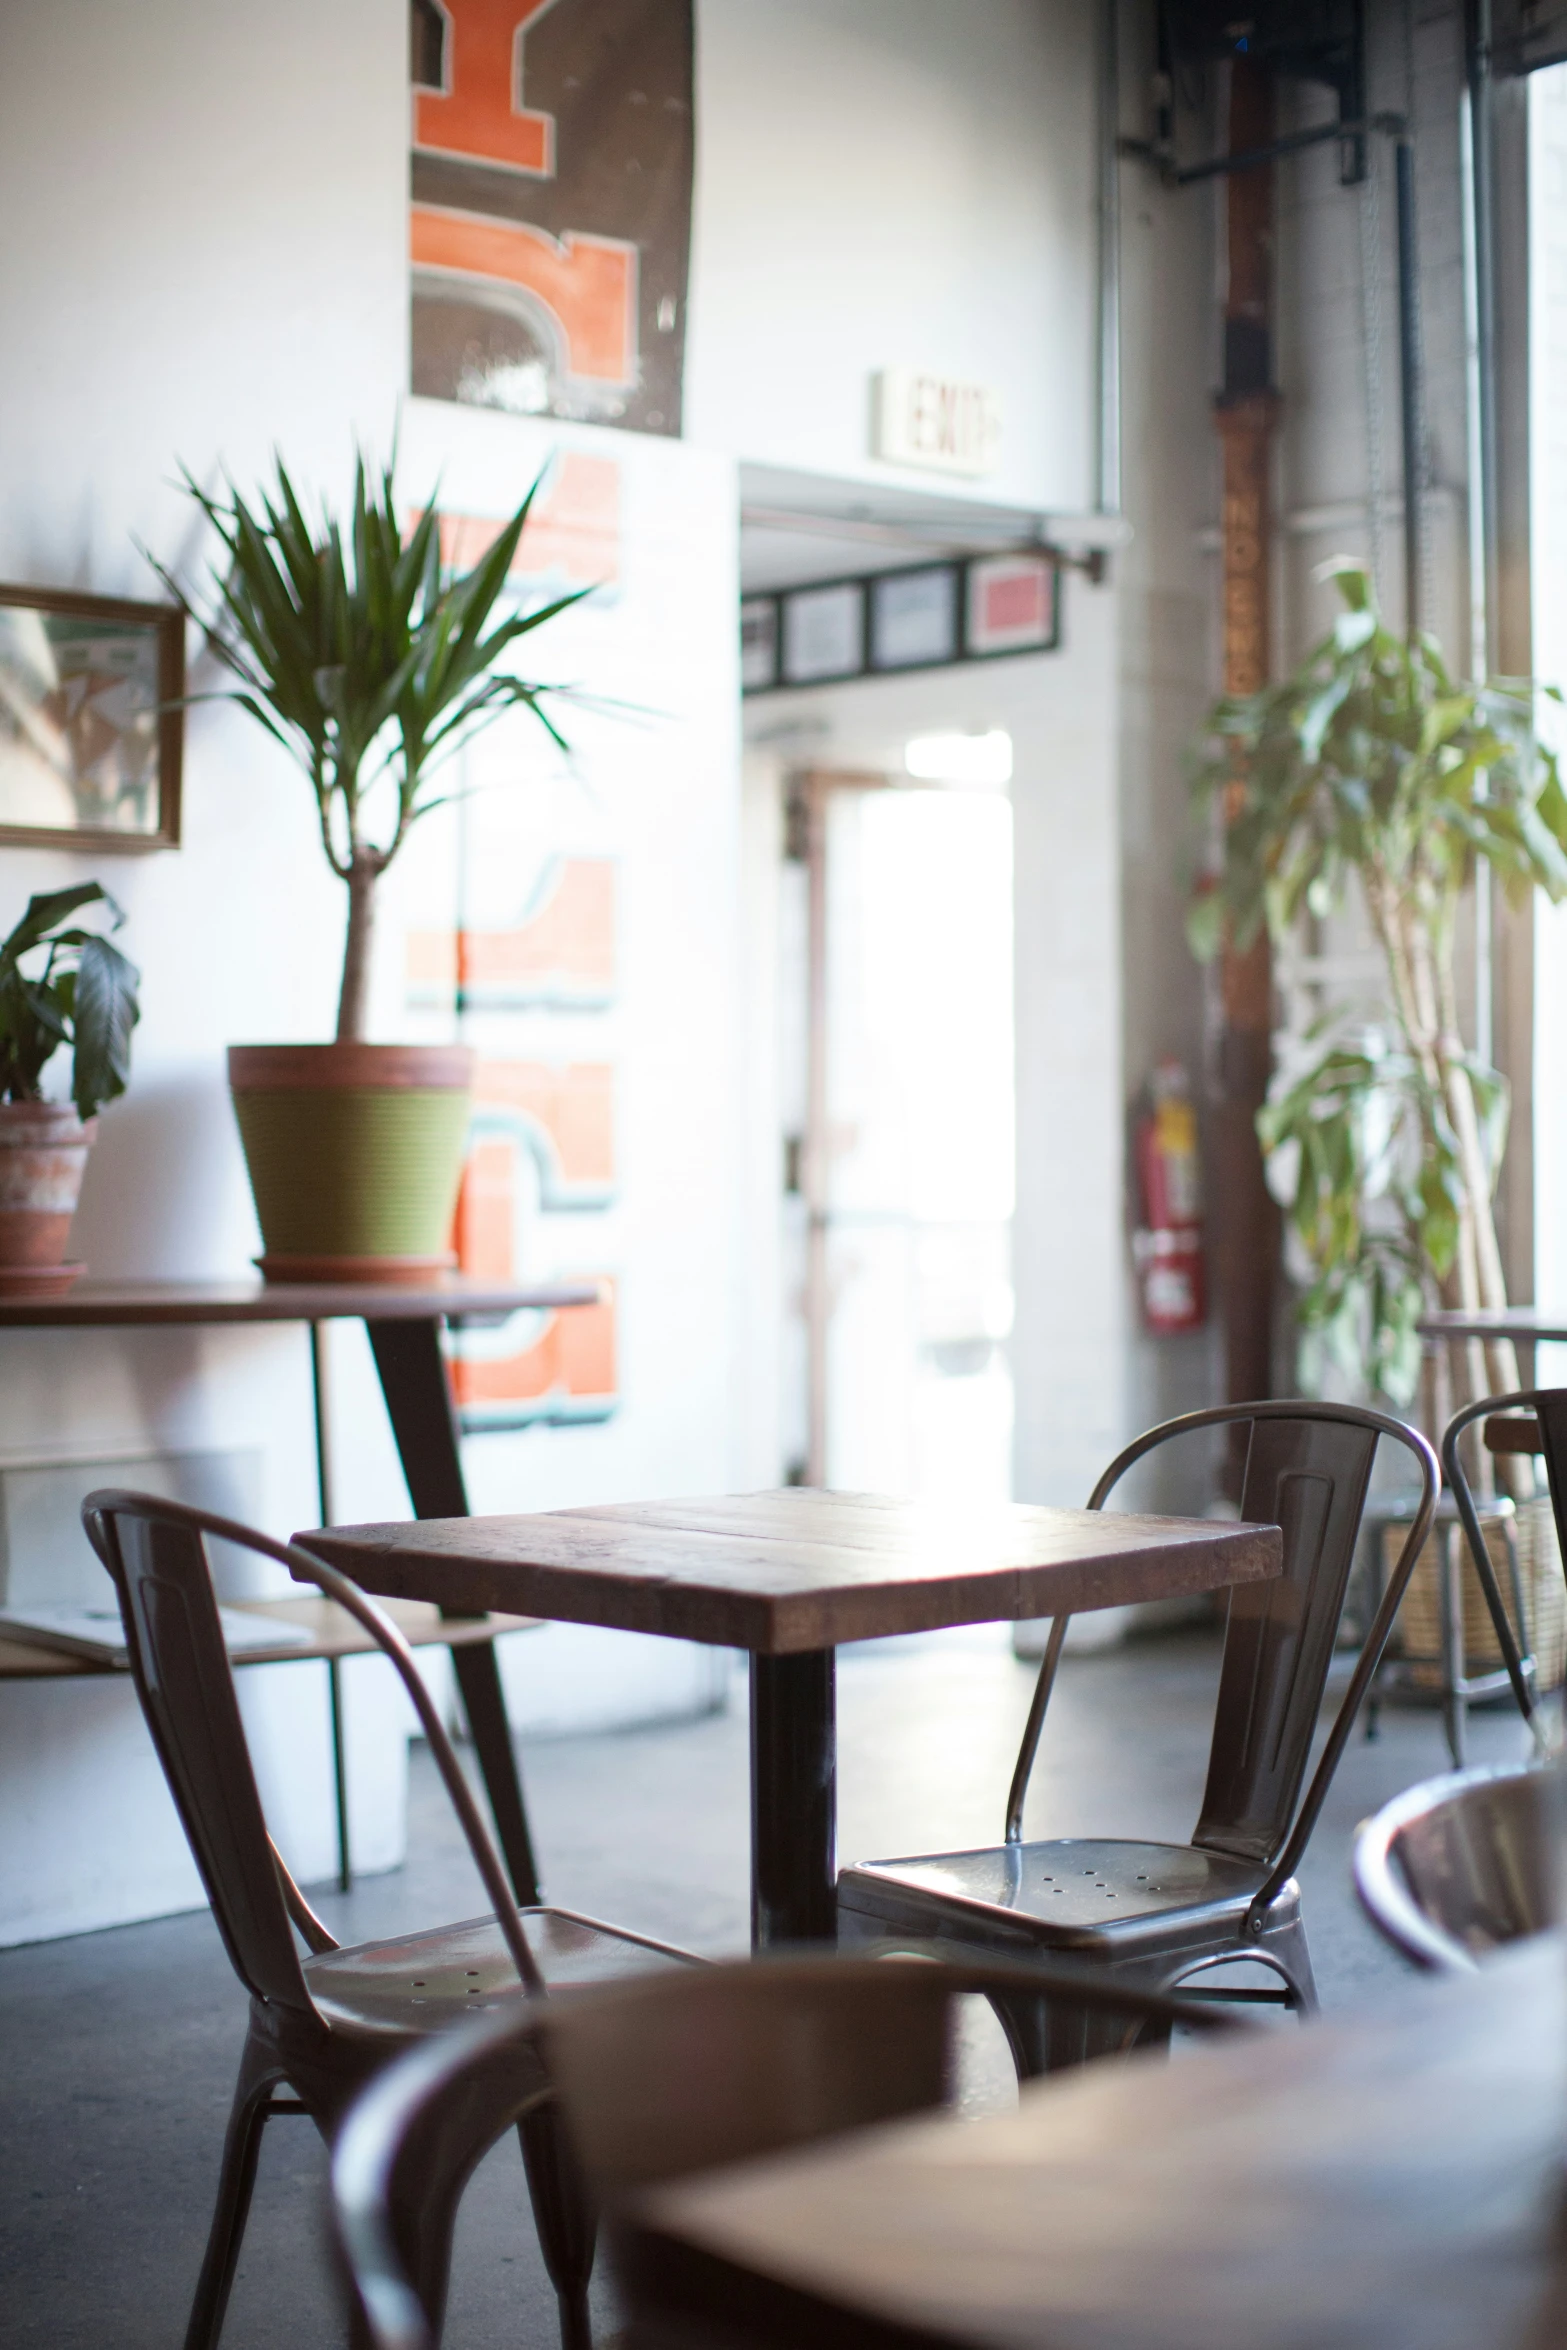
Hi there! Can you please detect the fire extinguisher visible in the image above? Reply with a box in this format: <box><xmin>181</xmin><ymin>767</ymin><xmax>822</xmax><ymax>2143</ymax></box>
<box><xmin>1132</xmin><ymin>1061</ymin><xmax>1206</xmax><ymax>1336</ymax></box>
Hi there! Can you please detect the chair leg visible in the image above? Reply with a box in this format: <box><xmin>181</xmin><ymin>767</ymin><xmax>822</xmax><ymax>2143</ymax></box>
<box><xmin>1440</xmin><ymin>1527</ymin><xmax>1468</xmax><ymax>1769</ymax></box>
<box><xmin>1260</xmin><ymin>1916</ymin><xmax>1319</xmax><ymax>2020</ymax></box>
<box><xmin>184</xmin><ymin>2028</ymin><xmax>288</xmax><ymax>2350</ymax></box>
<box><xmin>986</xmin><ymin>1987</ymin><xmax>1164</xmax><ymax>2082</ymax></box>
<box><xmin>518</xmin><ymin>2101</ymin><xmax>598</xmax><ymax>2350</ymax></box>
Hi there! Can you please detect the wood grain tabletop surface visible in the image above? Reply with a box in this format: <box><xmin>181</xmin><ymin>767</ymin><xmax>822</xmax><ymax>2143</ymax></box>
<box><xmin>297</xmin><ymin>1488</ymin><xmax>1281</xmax><ymax>1654</ymax></box>
<box><xmin>624</xmin><ymin>1933</ymin><xmax>1567</xmax><ymax>2350</ymax></box>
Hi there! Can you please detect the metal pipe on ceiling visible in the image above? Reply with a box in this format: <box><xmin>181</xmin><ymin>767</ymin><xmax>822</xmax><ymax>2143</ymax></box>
<box><xmin>1097</xmin><ymin>0</ymin><xmax>1123</xmax><ymax>516</ymax></box>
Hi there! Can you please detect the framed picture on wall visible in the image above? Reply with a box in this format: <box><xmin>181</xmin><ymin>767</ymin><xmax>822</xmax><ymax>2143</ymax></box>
<box><xmin>0</xmin><ymin>586</ymin><xmax>183</xmax><ymax>851</ymax></box>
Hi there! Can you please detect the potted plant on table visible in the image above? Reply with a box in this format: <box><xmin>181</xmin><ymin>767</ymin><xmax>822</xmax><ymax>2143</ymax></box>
<box><xmin>0</xmin><ymin>884</ymin><xmax>139</xmax><ymax>1298</ymax></box>
<box><xmin>157</xmin><ymin>452</ymin><xmax>581</xmax><ymax>1282</ymax></box>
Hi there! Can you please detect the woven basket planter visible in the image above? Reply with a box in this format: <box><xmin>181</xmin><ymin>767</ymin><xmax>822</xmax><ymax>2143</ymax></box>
<box><xmin>1387</xmin><ymin>1494</ymin><xmax>1566</xmax><ymax>1692</ymax></box>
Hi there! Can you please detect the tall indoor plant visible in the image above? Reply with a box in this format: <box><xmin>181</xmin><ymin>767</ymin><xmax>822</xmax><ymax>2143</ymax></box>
<box><xmin>159</xmin><ymin>451</ymin><xmax>581</xmax><ymax>1281</ymax></box>
<box><xmin>1189</xmin><ymin>561</ymin><xmax>1567</xmax><ymax>1413</ymax></box>
<box><xmin>0</xmin><ymin>884</ymin><xmax>139</xmax><ymax>1298</ymax></box>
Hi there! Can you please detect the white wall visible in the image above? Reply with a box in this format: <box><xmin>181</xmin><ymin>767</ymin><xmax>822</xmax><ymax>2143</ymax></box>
<box><xmin>688</xmin><ymin>0</ymin><xmax>1098</xmax><ymax>512</ymax></box>
<box><xmin>0</xmin><ymin>0</ymin><xmax>413</xmax><ymax>1938</ymax></box>
<box><xmin>0</xmin><ymin>0</ymin><xmax>743</xmax><ymax>1939</ymax></box>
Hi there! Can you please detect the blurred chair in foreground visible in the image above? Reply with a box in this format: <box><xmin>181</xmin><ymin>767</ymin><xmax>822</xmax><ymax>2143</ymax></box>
<box><xmin>332</xmin><ymin>1950</ymin><xmax>1239</xmax><ymax>2350</ymax></box>
<box><xmin>1354</xmin><ymin>1762</ymin><xmax>1559</xmax><ymax>1973</ymax></box>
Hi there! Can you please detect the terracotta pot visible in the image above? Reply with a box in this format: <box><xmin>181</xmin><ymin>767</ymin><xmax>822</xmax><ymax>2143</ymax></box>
<box><xmin>227</xmin><ymin>1043</ymin><xmax>474</xmax><ymax>1285</ymax></box>
<box><xmin>0</xmin><ymin>1101</ymin><xmax>94</xmax><ymax>1298</ymax></box>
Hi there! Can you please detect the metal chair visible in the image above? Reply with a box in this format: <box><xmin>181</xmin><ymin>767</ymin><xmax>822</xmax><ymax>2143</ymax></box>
<box><xmin>1359</xmin><ymin>1490</ymin><xmax>1528</xmax><ymax>1765</ymax></box>
<box><xmin>1439</xmin><ymin>1386</ymin><xmax>1567</xmax><ymax>1744</ymax></box>
<box><xmin>81</xmin><ymin>1489</ymin><xmax>695</xmax><ymax>2350</ymax></box>
<box><xmin>1354</xmin><ymin>1763</ymin><xmax>1560</xmax><ymax>1972</ymax></box>
<box><xmin>331</xmin><ymin>1949</ymin><xmax>1240</xmax><ymax>2350</ymax></box>
<box><xmin>837</xmin><ymin>1401</ymin><xmax>1440</xmax><ymax>2072</ymax></box>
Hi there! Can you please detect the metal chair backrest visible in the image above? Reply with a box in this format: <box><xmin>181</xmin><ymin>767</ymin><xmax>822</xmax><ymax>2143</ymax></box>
<box><xmin>332</xmin><ymin>1951</ymin><xmax>1237</xmax><ymax>2350</ymax></box>
<box><xmin>1005</xmin><ymin>1403</ymin><xmax>1439</xmax><ymax>1921</ymax></box>
<box><xmin>1354</xmin><ymin>1764</ymin><xmax>1560</xmax><ymax>1973</ymax></box>
<box><xmin>1441</xmin><ymin>1387</ymin><xmax>1567</xmax><ymax>1727</ymax></box>
<box><xmin>81</xmin><ymin>1491</ymin><xmax>544</xmax><ymax>2010</ymax></box>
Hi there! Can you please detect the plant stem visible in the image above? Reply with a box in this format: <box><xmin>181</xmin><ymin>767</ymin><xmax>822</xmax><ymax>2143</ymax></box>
<box><xmin>336</xmin><ymin>854</ymin><xmax>378</xmax><ymax>1044</ymax></box>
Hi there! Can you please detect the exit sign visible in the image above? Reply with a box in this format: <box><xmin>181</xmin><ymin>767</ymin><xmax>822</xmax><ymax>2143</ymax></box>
<box><xmin>873</xmin><ymin>368</ymin><xmax>1002</xmax><ymax>478</ymax></box>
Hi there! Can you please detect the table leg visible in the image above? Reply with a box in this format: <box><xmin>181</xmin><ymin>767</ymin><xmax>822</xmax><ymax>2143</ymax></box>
<box><xmin>309</xmin><ymin>1321</ymin><xmax>335</xmax><ymax>1523</ymax></box>
<box><xmin>750</xmin><ymin>1650</ymin><xmax>837</xmax><ymax>1948</ymax></box>
<box><xmin>366</xmin><ymin>1316</ymin><xmax>544</xmax><ymax>1907</ymax></box>
<box><xmin>313</xmin><ymin>1322</ymin><xmax>352</xmax><ymax>1890</ymax></box>
<box><xmin>327</xmin><ymin>1656</ymin><xmax>351</xmax><ymax>1892</ymax></box>
<box><xmin>1440</xmin><ymin>1525</ymin><xmax>1467</xmax><ymax>1769</ymax></box>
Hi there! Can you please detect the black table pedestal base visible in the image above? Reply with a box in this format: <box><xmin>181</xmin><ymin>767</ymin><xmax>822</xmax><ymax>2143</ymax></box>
<box><xmin>750</xmin><ymin>1649</ymin><xmax>837</xmax><ymax>1947</ymax></box>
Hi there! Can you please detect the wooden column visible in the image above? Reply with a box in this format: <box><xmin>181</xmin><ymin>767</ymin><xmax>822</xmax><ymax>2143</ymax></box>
<box><xmin>1211</xmin><ymin>56</ymin><xmax>1281</xmax><ymax>1455</ymax></box>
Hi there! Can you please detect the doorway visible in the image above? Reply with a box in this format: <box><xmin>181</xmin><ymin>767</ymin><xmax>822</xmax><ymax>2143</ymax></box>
<box><xmin>780</xmin><ymin>765</ymin><xmax>1015</xmax><ymax>1498</ymax></box>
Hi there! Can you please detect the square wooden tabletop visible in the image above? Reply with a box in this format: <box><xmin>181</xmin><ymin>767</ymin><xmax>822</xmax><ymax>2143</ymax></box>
<box><xmin>299</xmin><ymin>1488</ymin><xmax>1281</xmax><ymax>1654</ymax></box>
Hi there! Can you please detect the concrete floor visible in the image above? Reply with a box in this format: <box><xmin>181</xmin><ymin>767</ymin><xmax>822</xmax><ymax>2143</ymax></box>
<box><xmin>0</xmin><ymin>1623</ymin><xmax>1531</xmax><ymax>2349</ymax></box>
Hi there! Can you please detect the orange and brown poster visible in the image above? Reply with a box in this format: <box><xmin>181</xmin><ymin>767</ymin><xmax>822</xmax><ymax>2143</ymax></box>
<box><xmin>410</xmin><ymin>0</ymin><xmax>693</xmax><ymax>436</ymax></box>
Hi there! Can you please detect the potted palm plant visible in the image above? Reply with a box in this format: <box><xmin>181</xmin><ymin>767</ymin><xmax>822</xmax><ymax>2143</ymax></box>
<box><xmin>158</xmin><ymin>452</ymin><xmax>580</xmax><ymax>1282</ymax></box>
<box><xmin>0</xmin><ymin>884</ymin><xmax>139</xmax><ymax>1298</ymax></box>
<box><xmin>1189</xmin><ymin>561</ymin><xmax>1567</xmax><ymax>1410</ymax></box>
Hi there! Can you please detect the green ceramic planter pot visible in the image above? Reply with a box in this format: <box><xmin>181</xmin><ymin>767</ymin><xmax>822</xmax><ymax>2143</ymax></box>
<box><xmin>228</xmin><ymin>1043</ymin><xmax>474</xmax><ymax>1284</ymax></box>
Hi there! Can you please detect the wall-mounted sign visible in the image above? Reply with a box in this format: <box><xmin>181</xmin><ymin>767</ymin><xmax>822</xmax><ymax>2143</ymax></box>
<box><xmin>869</xmin><ymin>565</ymin><xmax>960</xmax><ymax>670</ymax></box>
<box><xmin>410</xmin><ymin>0</ymin><xmax>694</xmax><ymax>437</ymax></box>
<box><xmin>872</xmin><ymin>368</ymin><xmax>1002</xmax><ymax>479</ymax></box>
<box><xmin>965</xmin><ymin>554</ymin><xmax>1057</xmax><ymax>657</ymax></box>
<box><xmin>742</xmin><ymin>552</ymin><xmax>1059</xmax><ymax>696</ymax></box>
<box><xmin>780</xmin><ymin>582</ymin><xmax>865</xmax><ymax>685</ymax></box>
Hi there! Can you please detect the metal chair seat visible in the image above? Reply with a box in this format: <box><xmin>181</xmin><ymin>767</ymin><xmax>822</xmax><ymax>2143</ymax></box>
<box><xmin>840</xmin><ymin>1837</ymin><xmax>1276</xmax><ymax>1955</ymax></box>
<box><xmin>304</xmin><ymin>1907</ymin><xmax>685</xmax><ymax>2038</ymax></box>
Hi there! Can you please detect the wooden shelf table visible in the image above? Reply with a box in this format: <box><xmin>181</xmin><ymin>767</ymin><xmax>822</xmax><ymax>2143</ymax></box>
<box><xmin>0</xmin><ymin>1597</ymin><xmax>541</xmax><ymax>1890</ymax></box>
<box><xmin>1419</xmin><ymin>1306</ymin><xmax>1567</xmax><ymax>1346</ymax></box>
<box><xmin>301</xmin><ymin>1489</ymin><xmax>1280</xmax><ymax>1947</ymax></box>
<box><xmin>0</xmin><ymin>1276</ymin><xmax>600</xmax><ymax>1901</ymax></box>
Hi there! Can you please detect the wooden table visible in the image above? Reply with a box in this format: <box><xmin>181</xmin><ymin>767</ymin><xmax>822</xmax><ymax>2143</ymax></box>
<box><xmin>0</xmin><ymin>1276</ymin><xmax>598</xmax><ymax>1904</ymax></box>
<box><xmin>0</xmin><ymin>1597</ymin><xmax>540</xmax><ymax>1891</ymax></box>
<box><xmin>1420</xmin><ymin>1306</ymin><xmax>1567</xmax><ymax>1346</ymax></box>
<box><xmin>300</xmin><ymin>1490</ymin><xmax>1279</xmax><ymax>1946</ymax></box>
<box><xmin>621</xmin><ymin>1933</ymin><xmax>1567</xmax><ymax>2350</ymax></box>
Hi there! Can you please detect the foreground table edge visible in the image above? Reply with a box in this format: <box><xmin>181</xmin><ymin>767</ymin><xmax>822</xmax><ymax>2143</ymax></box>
<box><xmin>619</xmin><ymin>1936</ymin><xmax>1567</xmax><ymax>2350</ymax></box>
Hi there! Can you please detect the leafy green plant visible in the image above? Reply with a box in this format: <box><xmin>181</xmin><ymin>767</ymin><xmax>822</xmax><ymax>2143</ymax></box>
<box><xmin>1190</xmin><ymin>561</ymin><xmax>1567</xmax><ymax>1403</ymax></box>
<box><xmin>0</xmin><ymin>885</ymin><xmax>140</xmax><ymax>1121</ymax></box>
<box><xmin>150</xmin><ymin>450</ymin><xmax>586</xmax><ymax>1043</ymax></box>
